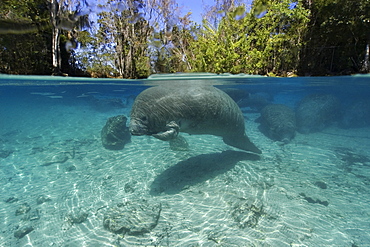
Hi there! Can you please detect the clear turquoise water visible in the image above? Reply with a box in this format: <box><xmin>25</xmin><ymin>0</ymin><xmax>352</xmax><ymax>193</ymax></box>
<box><xmin>1</xmin><ymin>74</ymin><xmax>370</xmax><ymax>246</ymax></box>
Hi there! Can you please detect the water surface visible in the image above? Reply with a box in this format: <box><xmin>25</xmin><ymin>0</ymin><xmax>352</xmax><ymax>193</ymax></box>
<box><xmin>1</xmin><ymin>74</ymin><xmax>370</xmax><ymax>246</ymax></box>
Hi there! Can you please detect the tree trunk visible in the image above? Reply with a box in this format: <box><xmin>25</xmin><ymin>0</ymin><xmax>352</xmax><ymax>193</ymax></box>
<box><xmin>50</xmin><ymin>0</ymin><xmax>61</xmax><ymax>75</ymax></box>
<box><xmin>362</xmin><ymin>42</ymin><xmax>370</xmax><ymax>73</ymax></box>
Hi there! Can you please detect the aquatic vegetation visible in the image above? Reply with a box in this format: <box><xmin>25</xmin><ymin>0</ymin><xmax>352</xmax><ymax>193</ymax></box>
<box><xmin>230</xmin><ymin>197</ymin><xmax>265</xmax><ymax>228</ymax></box>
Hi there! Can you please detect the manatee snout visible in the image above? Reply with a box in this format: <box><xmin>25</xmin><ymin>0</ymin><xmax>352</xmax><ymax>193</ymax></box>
<box><xmin>280</xmin><ymin>131</ymin><xmax>295</xmax><ymax>144</ymax></box>
<box><xmin>129</xmin><ymin>118</ymin><xmax>148</xmax><ymax>136</ymax></box>
<box><xmin>279</xmin><ymin>125</ymin><xmax>296</xmax><ymax>143</ymax></box>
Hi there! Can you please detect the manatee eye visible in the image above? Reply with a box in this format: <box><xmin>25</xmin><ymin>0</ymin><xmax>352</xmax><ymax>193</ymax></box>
<box><xmin>140</xmin><ymin>116</ymin><xmax>147</xmax><ymax>122</ymax></box>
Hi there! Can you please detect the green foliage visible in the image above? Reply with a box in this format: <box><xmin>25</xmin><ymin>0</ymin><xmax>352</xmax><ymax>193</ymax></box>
<box><xmin>0</xmin><ymin>0</ymin><xmax>52</xmax><ymax>74</ymax></box>
<box><xmin>190</xmin><ymin>1</ymin><xmax>310</xmax><ymax>75</ymax></box>
<box><xmin>0</xmin><ymin>0</ymin><xmax>368</xmax><ymax>76</ymax></box>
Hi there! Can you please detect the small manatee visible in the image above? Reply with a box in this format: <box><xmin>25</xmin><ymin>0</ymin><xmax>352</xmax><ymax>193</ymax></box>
<box><xmin>259</xmin><ymin>104</ymin><xmax>296</xmax><ymax>143</ymax></box>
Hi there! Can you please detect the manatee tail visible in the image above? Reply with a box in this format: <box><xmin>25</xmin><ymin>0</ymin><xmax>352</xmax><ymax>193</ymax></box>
<box><xmin>223</xmin><ymin>134</ymin><xmax>262</xmax><ymax>154</ymax></box>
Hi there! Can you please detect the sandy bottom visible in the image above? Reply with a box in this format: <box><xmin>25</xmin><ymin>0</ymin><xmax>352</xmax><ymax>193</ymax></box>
<box><xmin>1</xmin><ymin>93</ymin><xmax>370</xmax><ymax>247</ymax></box>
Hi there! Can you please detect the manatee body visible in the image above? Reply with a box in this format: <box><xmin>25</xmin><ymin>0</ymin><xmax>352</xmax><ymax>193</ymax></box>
<box><xmin>129</xmin><ymin>85</ymin><xmax>261</xmax><ymax>154</ymax></box>
<box><xmin>340</xmin><ymin>100</ymin><xmax>370</xmax><ymax>128</ymax></box>
<box><xmin>221</xmin><ymin>88</ymin><xmax>250</xmax><ymax>103</ymax></box>
<box><xmin>259</xmin><ymin>104</ymin><xmax>296</xmax><ymax>143</ymax></box>
<box><xmin>296</xmin><ymin>94</ymin><xmax>340</xmax><ymax>133</ymax></box>
<box><xmin>238</xmin><ymin>92</ymin><xmax>273</xmax><ymax>112</ymax></box>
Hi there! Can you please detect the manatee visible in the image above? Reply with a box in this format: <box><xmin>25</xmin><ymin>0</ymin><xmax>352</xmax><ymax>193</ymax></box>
<box><xmin>221</xmin><ymin>88</ymin><xmax>250</xmax><ymax>103</ymax></box>
<box><xmin>258</xmin><ymin>104</ymin><xmax>296</xmax><ymax>143</ymax></box>
<box><xmin>340</xmin><ymin>99</ymin><xmax>370</xmax><ymax>128</ymax></box>
<box><xmin>238</xmin><ymin>92</ymin><xmax>273</xmax><ymax>112</ymax></box>
<box><xmin>129</xmin><ymin>84</ymin><xmax>261</xmax><ymax>154</ymax></box>
<box><xmin>296</xmin><ymin>94</ymin><xmax>341</xmax><ymax>133</ymax></box>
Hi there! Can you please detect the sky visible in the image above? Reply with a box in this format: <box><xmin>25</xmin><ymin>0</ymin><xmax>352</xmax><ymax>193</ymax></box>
<box><xmin>75</xmin><ymin>0</ymin><xmax>255</xmax><ymax>27</ymax></box>
<box><xmin>176</xmin><ymin>0</ymin><xmax>207</xmax><ymax>24</ymax></box>
<box><xmin>175</xmin><ymin>0</ymin><xmax>254</xmax><ymax>24</ymax></box>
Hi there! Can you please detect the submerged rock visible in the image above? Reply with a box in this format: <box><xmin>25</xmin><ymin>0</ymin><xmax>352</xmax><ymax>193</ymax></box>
<box><xmin>314</xmin><ymin>181</ymin><xmax>328</xmax><ymax>189</ymax></box>
<box><xmin>258</xmin><ymin>104</ymin><xmax>296</xmax><ymax>143</ymax></box>
<box><xmin>103</xmin><ymin>199</ymin><xmax>161</xmax><ymax>235</ymax></box>
<box><xmin>296</xmin><ymin>94</ymin><xmax>341</xmax><ymax>133</ymax></box>
<box><xmin>36</xmin><ymin>195</ymin><xmax>52</xmax><ymax>205</ymax></box>
<box><xmin>66</xmin><ymin>210</ymin><xmax>89</xmax><ymax>224</ymax></box>
<box><xmin>29</xmin><ymin>209</ymin><xmax>41</xmax><ymax>221</ymax></box>
<box><xmin>299</xmin><ymin>193</ymin><xmax>329</xmax><ymax>206</ymax></box>
<box><xmin>5</xmin><ymin>197</ymin><xmax>18</xmax><ymax>203</ymax></box>
<box><xmin>15</xmin><ymin>203</ymin><xmax>31</xmax><ymax>216</ymax></box>
<box><xmin>14</xmin><ymin>225</ymin><xmax>34</xmax><ymax>239</ymax></box>
<box><xmin>0</xmin><ymin>150</ymin><xmax>13</xmax><ymax>158</ymax></box>
<box><xmin>65</xmin><ymin>164</ymin><xmax>77</xmax><ymax>172</ymax></box>
<box><xmin>101</xmin><ymin>115</ymin><xmax>131</xmax><ymax>150</ymax></box>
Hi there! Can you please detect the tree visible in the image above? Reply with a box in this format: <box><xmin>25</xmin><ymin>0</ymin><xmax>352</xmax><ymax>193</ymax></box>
<box><xmin>202</xmin><ymin>0</ymin><xmax>247</xmax><ymax>28</ymax></box>
<box><xmin>49</xmin><ymin>0</ymin><xmax>91</xmax><ymax>75</ymax></box>
<box><xmin>76</xmin><ymin>0</ymin><xmax>152</xmax><ymax>78</ymax></box>
<box><xmin>150</xmin><ymin>11</ymin><xmax>199</xmax><ymax>73</ymax></box>
<box><xmin>0</xmin><ymin>0</ymin><xmax>91</xmax><ymax>75</ymax></box>
<box><xmin>147</xmin><ymin>0</ymin><xmax>198</xmax><ymax>73</ymax></box>
<box><xmin>248</xmin><ymin>0</ymin><xmax>310</xmax><ymax>75</ymax></box>
<box><xmin>0</xmin><ymin>0</ymin><xmax>52</xmax><ymax>74</ymax></box>
<box><xmin>299</xmin><ymin>0</ymin><xmax>370</xmax><ymax>75</ymax></box>
<box><xmin>190</xmin><ymin>0</ymin><xmax>310</xmax><ymax>75</ymax></box>
<box><xmin>76</xmin><ymin>0</ymin><xmax>197</xmax><ymax>76</ymax></box>
<box><xmin>96</xmin><ymin>0</ymin><xmax>151</xmax><ymax>78</ymax></box>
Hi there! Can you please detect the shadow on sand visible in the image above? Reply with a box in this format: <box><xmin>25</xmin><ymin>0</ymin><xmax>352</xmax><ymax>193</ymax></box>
<box><xmin>149</xmin><ymin>150</ymin><xmax>260</xmax><ymax>195</ymax></box>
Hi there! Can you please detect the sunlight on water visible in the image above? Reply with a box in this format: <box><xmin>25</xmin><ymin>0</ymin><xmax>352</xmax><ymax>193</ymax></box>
<box><xmin>0</xmin><ymin>74</ymin><xmax>370</xmax><ymax>246</ymax></box>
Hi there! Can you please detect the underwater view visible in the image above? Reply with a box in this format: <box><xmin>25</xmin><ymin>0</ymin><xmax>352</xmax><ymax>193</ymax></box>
<box><xmin>1</xmin><ymin>74</ymin><xmax>370</xmax><ymax>246</ymax></box>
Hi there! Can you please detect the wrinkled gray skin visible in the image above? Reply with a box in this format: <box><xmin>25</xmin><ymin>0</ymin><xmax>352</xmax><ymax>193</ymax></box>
<box><xmin>130</xmin><ymin>84</ymin><xmax>261</xmax><ymax>154</ymax></box>
<box><xmin>259</xmin><ymin>104</ymin><xmax>296</xmax><ymax>143</ymax></box>
<box><xmin>296</xmin><ymin>94</ymin><xmax>341</xmax><ymax>134</ymax></box>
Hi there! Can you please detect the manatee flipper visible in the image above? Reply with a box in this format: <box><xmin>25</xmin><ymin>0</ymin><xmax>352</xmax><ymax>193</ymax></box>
<box><xmin>223</xmin><ymin>135</ymin><xmax>262</xmax><ymax>154</ymax></box>
<box><xmin>152</xmin><ymin>121</ymin><xmax>180</xmax><ymax>141</ymax></box>
<box><xmin>169</xmin><ymin>135</ymin><xmax>189</xmax><ymax>151</ymax></box>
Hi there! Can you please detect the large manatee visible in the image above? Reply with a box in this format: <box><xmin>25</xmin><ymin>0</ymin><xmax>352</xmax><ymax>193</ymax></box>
<box><xmin>129</xmin><ymin>84</ymin><xmax>261</xmax><ymax>154</ymax></box>
<box><xmin>340</xmin><ymin>100</ymin><xmax>370</xmax><ymax>128</ymax></box>
<box><xmin>296</xmin><ymin>94</ymin><xmax>341</xmax><ymax>133</ymax></box>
